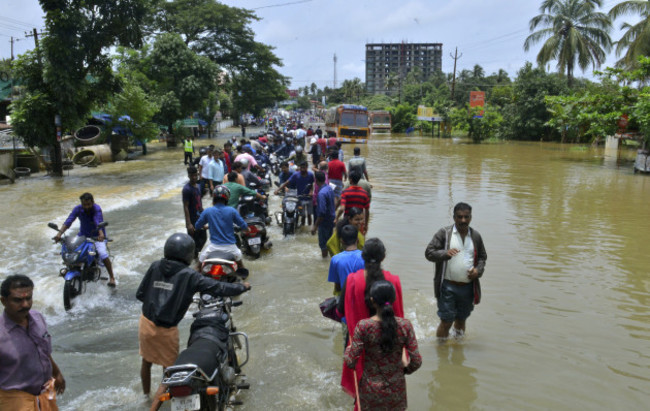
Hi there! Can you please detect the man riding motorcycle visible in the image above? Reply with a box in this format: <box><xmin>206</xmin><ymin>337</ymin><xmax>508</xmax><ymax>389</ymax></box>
<box><xmin>138</xmin><ymin>233</ymin><xmax>251</xmax><ymax>410</ymax></box>
<box><xmin>53</xmin><ymin>192</ymin><xmax>116</xmax><ymax>287</ymax></box>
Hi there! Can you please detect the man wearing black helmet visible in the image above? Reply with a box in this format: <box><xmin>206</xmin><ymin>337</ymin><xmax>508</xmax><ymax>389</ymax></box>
<box><xmin>137</xmin><ymin>232</ymin><xmax>250</xmax><ymax>403</ymax></box>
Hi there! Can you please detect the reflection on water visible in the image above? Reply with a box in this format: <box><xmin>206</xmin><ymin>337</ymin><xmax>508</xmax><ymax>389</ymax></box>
<box><xmin>1</xmin><ymin>135</ymin><xmax>649</xmax><ymax>410</ymax></box>
<box><xmin>430</xmin><ymin>344</ymin><xmax>477</xmax><ymax>411</ymax></box>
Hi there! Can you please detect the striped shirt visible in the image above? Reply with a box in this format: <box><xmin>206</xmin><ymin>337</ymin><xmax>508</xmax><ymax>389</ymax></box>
<box><xmin>340</xmin><ymin>185</ymin><xmax>370</xmax><ymax>211</ymax></box>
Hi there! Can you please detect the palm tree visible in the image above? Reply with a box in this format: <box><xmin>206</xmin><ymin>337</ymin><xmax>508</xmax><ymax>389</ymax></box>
<box><xmin>609</xmin><ymin>1</ymin><xmax>650</xmax><ymax>68</ymax></box>
<box><xmin>524</xmin><ymin>0</ymin><xmax>612</xmax><ymax>86</ymax></box>
<box><xmin>472</xmin><ymin>64</ymin><xmax>485</xmax><ymax>79</ymax></box>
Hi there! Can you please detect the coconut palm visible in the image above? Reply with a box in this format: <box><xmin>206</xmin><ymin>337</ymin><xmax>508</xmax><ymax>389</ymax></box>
<box><xmin>524</xmin><ymin>0</ymin><xmax>612</xmax><ymax>86</ymax></box>
<box><xmin>609</xmin><ymin>0</ymin><xmax>650</xmax><ymax>68</ymax></box>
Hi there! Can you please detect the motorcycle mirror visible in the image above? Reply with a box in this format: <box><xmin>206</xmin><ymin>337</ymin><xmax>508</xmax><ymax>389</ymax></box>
<box><xmin>48</xmin><ymin>223</ymin><xmax>59</xmax><ymax>230</ymax></box>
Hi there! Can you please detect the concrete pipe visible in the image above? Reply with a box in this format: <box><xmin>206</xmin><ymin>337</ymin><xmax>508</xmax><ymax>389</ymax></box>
<box><xmin>79</xmin><ymin>144</ymin><xmax>112</xmax><ymax>163</ymax></box>
<box><xmin>72</xmin><ymin>149</ymin><xmax>99</xmax><ymax>166</ymax></box>
<box><xmin>74</xmin><ymin>125</ymin><xmax>102</xmax><ymax>146</ymax></box>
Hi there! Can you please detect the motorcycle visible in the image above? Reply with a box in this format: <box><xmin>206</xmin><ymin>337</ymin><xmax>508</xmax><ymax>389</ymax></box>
<box><xmin>275</xmin><ymin>187</ymin><xmax>310</xmax><ymax>237</ymax></box>
<box><xmin>158</xmin><ymin>293</ymin><xmax>250</xmax><ymax>411</ymax></box>
<box><xmin>48</xmin><ymin>221</ymin><xmax>110</xmax><ymax>310</ymax></box>
<box><xmin>235</xmin><ymin>186</ymin><xmax>272</xmax><ymax>258</ymax></box>
<box><xmin>200</xmin><ymin>249</ymin><xmax>249</xmax><ymax>284</ymax></box>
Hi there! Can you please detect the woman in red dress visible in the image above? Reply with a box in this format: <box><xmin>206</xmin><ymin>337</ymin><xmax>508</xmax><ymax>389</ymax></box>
<box><xmin>344</xmin><ymin>280</ymin><xmax>422</xmax><ymax>410</ymax></box>
<box><xmin>337</xmin><ymin>238</ymin><xmax>405</xmax><ymax>405</ymax></box>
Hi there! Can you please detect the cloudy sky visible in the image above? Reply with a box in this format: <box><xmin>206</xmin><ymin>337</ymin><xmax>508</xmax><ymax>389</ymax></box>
<box><xmin>0</xmin><ymin>0</ymin><xmax>635</xmax><ymax>89</ymax></box>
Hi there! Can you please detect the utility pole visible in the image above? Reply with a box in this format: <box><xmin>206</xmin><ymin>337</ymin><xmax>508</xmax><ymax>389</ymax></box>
<box><xmin>25</xmin><ymin>28</ymin><xmax>40</xmax><ymax>48</ymax></box>
<box><xmin>450</xmin><ymin>47</ymin><xmax>462</xmax><ymax>101</ymax></box>
<box><xmin>10</xmin><ymin>37</ymin><xmax>14</xmax><ymax>60</ymax></box>
<box><xmin>333</xmin><ymin>53</ymin><xmax>337</xmax><ymax>89</ymax></box>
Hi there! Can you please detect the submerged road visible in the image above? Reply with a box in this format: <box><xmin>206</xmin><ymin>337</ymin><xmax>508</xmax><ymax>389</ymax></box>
<box><xmin>1</xmin><ymin>130</ymin><xmax>649</xmax><ymax>410</ymax></box>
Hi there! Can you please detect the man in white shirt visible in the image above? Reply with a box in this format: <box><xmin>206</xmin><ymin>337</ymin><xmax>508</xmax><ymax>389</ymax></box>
<box><xmin>197</xmin><ymin>146</ymin><xmax>214</xmax><ymax>197</ymax></box>
<box><xmin>424</xmin><ymin>202</ymin><xmax>487</xmax><ymax>340</ymax></box>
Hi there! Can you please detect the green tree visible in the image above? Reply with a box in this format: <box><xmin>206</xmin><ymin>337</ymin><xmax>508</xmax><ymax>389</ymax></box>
<box><xmin>609</xmin><ymin>0</ymin><xmax>650</xmax><ymax>68</ymax></box>
<box><xmin>341</xmin><ymin>78</ymin><xmax>364</xmax><ymax>103</ymax></box>
<box><xmin>389</xmin><ymin>103</ymin><xmax>416</xmax><ymax>132</ymax></box>
<box><xmin>229</xmin><ymin>42</ymin><xmax>288</xmax><ymax>117</ymax></box>
<box><xmin>524</xmin><ymin>0</ymin><xmax>612</xmax><ymax>86</ymax></box>
<box><xmin>500</xmin><ymin>62</ymin><xmax>569</xmax><ymax>140</ymax></box>
<box><xmin>148</xmin><ymin>33</ymin><xmax>220</xmax><ymax>129</ymax></box>
<box><xmin>310</xmin><ymin>82</ymin><xmax>318</xmax><ymax>95</ymax></box>
<box><xmin>103</xmin><ymin>75</ymin><xmax>160</xmax><ymax>144</ymax></box>
<box><xmin>10</xmin><ymin>0</ymin><xmax>150</xmax><ymax>175</ymax></box>
<box><xmin>150</xmin><ymin>0</ymin><xmax>288</xmax><ymax>116</ymax></box>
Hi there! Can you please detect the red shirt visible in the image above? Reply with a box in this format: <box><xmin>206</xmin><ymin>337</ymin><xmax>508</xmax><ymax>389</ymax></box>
<box><xmin>327</xmin><ymin>159</ymin><xmax>346</xmax><ymax>180</ymax></box>
<box><xmin>340</xmin><ymin>185</ymin><xmax>370</xmax><ymax>210</ymax></box>
<box><xmin>317</xmin><ymin>138</ymin><xmax>327</xmax><ymax>156</ymax></box>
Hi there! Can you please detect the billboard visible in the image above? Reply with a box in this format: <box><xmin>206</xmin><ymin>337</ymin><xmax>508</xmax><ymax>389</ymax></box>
<box><xmin>469</xmin><ymin>91</ymin><xmax>485</xmax><ymax>117</ymax></box>
<box><xmin>417</xmin><ymin>105</ymin><xmax>442</xmax><ymax>121</ymax></box>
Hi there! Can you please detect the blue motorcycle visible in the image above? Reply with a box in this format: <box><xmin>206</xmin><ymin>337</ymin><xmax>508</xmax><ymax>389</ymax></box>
<box><xmin>48</xmin><ymin>221</ymin><xmax>110</xmax><ymax>310</ymax></box>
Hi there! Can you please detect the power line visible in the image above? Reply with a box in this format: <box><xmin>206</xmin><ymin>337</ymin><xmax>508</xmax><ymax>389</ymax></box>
<box><xmin>0</xmin><ymin>16</ymin><xmax>37</xmax><ymax>28</ymax></box>
<box><xmin>253</xmin><ymin>0</ymin><xmax>313</xmax><ymax>10</ymax></box>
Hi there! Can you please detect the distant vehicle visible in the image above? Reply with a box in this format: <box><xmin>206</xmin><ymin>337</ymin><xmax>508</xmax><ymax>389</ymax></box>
<box><xmin>324</xmin><ymin>104</ymin><xmax>369</xmax><ymax>143</ymax></box>
<box><xmin>634</xmin><ymin>149</ymin><xmax>650</xmax><ymax>173</ymax></box>
<box><xmin>369</xmin><ymin>110</ymin><xmax>391</xmax><ymax>134</ymax></box>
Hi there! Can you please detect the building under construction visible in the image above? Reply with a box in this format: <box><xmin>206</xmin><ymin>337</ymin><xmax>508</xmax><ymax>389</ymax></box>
<box><xmin>365</xmin><ymin>42</ymin><xmax>442</xmax><ymax>95</ymax></box>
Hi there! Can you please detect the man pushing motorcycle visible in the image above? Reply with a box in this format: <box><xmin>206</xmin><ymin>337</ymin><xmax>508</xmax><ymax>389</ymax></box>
<box><xmin>137</xmin><ymin>233</ymin><xmax>251</xmax><ymax>410</ymax></box>
<box><xmin>53</xmin><ymin>192</ymin><xmax>116</xmax><ymax>287</ymax></box>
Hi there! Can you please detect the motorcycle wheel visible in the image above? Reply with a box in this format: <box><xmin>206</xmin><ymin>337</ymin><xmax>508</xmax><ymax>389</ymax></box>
<box><xmin>201</xmin><ymin>391</ymin><xmax>217</xmax><ymax>411</ymax></box>
<box><xmin>63</xmin><ymin>277</ymin><xmax>83</xmax><ymax>311</ymax></box>
<box><xmin>283</xmin><ymin>222</ymin><xmax>293</xmax><ymax>237</ymax></box>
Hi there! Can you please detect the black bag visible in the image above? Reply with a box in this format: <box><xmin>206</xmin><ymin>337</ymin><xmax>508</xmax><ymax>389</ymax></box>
<box><xmin>319</xmin><ymin>297</ymin><xmax>341</xmax><ymax>322</ymax></box>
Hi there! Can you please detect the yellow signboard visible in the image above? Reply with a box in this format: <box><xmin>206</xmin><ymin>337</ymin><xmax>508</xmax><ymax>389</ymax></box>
<box><xmin>417</xmin><ymin>105</ymin><xmax>442</xmax><ymax>121</ymax></box>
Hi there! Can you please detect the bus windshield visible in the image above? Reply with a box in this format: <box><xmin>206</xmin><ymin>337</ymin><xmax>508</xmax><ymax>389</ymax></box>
<box><xmin>374</xmin><ymin>115</ymin><xmax>390</xmax><ymax>124</ymax></box>
<box><xmin>355</xmin><ymin>114</ymin><xmax>368</xmax><ymax>127</ymax></box>
<box><xmin>341</xmin><ymin>112</ymin><xmax>355</xmax><ymax>126</ymax></box>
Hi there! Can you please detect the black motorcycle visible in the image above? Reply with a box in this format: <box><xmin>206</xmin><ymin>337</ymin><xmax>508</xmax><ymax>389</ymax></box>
<box><xmin>235</xmin><ymin>186</ymin><xmax>272</xmax><ymax>258</ymax></box>
<box><xmin>275</xmin><ymin>185</ymin><xmax>312</xmax><ymax>237</ymax></box>
<box><xmin>159</xmin><ymin>294</ymin><xmax>250</xmax><ymax>411</ymax></box>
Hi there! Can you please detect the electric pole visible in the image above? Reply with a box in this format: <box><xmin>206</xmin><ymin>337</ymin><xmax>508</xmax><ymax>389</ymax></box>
<box><xmin>450</xmin><ymin>47</ymin><xmax>462</xmax><ymax>101</ymax></box>
<box><xmin>333</xmin><ymin>53</ymin><xmax>337</xmax><ymax>89</ymax></box>
<box><xmin>10</xmin><ymin>37</ymin><xmax>14</xmax><ymax>60</ymax></box>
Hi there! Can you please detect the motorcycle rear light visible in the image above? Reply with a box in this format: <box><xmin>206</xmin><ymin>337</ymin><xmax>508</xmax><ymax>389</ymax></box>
<box><xmin>169</xmin><ymin>385</ymin><xmax>193</xmax><ymax>398</ymax></box>
<box><xmin>208</xmin><ymin>264</ymin><xmax>224</xmax><ymax>279</ymax></box>
<box><xmin>159</xmin><ymin>392</ymin><xmax>171</xmax><ymax>402</ymax></box>
<box><xmin>247</xmin><ymin>225</ymin><xmax>259</xmax><ymax>237</ymax></box>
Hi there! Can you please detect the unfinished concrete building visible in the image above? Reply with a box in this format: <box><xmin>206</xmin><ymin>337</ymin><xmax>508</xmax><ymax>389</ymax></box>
<box><xmin>365</xmin><ymin>42</ymin><xmax>442</xmax><ymax>95</ymax></box>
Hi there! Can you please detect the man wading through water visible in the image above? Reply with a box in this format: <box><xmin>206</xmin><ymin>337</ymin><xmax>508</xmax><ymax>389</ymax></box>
<box><xmin>425</xmin><ymin>202</ymin><xmax>487</xmax><ymax>340</ymax></box>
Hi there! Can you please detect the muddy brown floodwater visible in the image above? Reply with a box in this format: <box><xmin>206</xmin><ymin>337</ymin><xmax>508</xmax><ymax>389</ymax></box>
<box><xmin>1</xmin><ymin>133</ymin><xmax>649</xmax><ymax>410</ymax></box>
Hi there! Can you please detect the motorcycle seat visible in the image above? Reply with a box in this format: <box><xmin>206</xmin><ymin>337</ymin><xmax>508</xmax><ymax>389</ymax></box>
<box><xmin>174</xmin><ymin>338</ymin><xmax>226</xmax><ymax>378</ymax></box>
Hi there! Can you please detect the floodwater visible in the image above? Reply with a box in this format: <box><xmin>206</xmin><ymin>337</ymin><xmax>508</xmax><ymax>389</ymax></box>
<box><xmin>1</xmin><ymin>131</ymin><xmax>649</xmax><ymax>410</ymax></box>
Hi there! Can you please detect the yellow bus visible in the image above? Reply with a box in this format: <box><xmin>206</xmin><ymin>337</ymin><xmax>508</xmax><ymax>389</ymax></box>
<box><xmin>324</xmin><ymin>104</ymin><xmax>369</xmax><ymax>143</ymax></box>
<box><xmin>369</xmin><ymin>110</ymin><xmax>391</xmax><ymax>133</ymax></box>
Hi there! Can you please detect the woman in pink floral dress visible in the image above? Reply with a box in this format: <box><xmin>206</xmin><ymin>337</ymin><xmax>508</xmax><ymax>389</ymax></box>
<box><xmin>344</xmin><ymin>280</ymin><xmax>422</xmax><ymax>410</ymax></box>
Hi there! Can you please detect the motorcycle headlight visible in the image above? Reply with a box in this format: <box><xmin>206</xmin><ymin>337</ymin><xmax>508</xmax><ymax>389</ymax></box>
<box><xmin>64</xmin><ymin>252</ymin><xmax>80</xmax><ymax>263</ymax></box>
<box><xmin>286</xmin><ymin>202</ymin><xmax>296</xmax><ymax>212</ymax></box>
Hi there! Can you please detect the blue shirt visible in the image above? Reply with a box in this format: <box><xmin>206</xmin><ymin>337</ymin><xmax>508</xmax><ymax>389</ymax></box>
<box><xmin>328</xmin><ymin>249</ymin><xmax>364</xmax><ymax>287</ymax></box>
<box><xmin>287</xmin><ymin>171</ymin><xmax>315</xmax><ymax>197</ymax></box>
<box><xmin>63</xmin><ymin>203</ymin><xmax>105</xmax><ymax>237</ymax></box>
<box><xmin>208</xmin><ymin>158</ymin><xmax>224</xmax><ymax>182</ymax></box>
<box><xmin>316</xmin><ymin>184</ymin><xmax>336</xmax><ymax>220</ymax></box>
<box><xmin>278</xmin><ymin>170</ymin><xmax>295</xmax><ymax>185</ymax></box>
<box><xmin>195</xmin><ymin>203</ymin><xmax>248</xmax><ymax>245</ymax></box>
